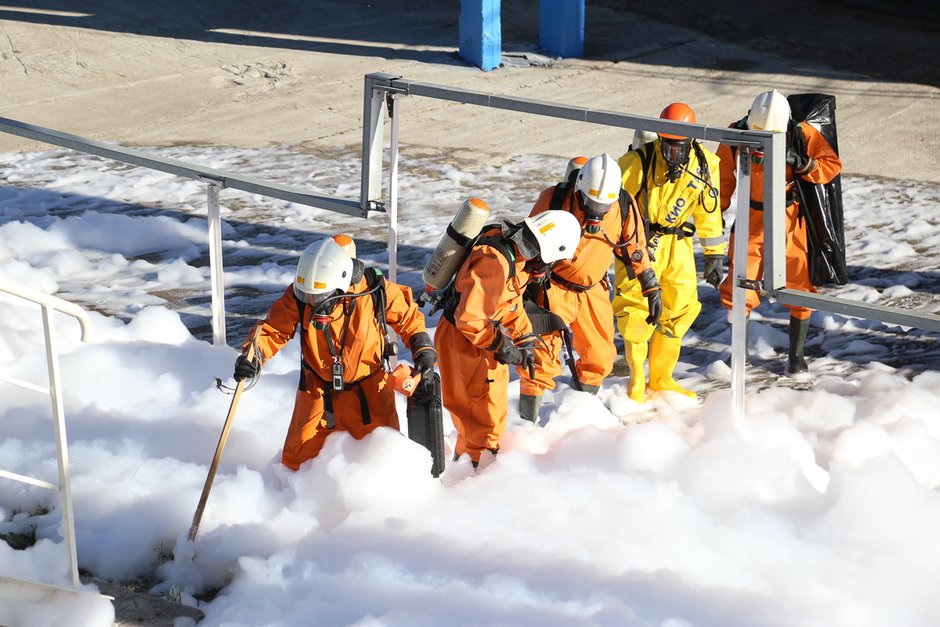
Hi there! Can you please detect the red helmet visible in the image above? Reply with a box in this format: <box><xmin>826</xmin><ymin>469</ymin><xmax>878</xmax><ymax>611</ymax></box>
<box><xmin>658</xmin><ymin>103</ymin><xmax>696</xmax><ymax>140</ymax></box>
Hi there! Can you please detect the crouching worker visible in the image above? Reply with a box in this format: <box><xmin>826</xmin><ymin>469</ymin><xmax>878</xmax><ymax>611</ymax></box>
<box><xmin>435</xmin><ymin>207</ymin><xmax>581</xmax><ymax>466</ymax></box>
<box><xmin>233</xmin><ymin>234</ymin><xmax>435</xmax><ymax>470</ymax></box>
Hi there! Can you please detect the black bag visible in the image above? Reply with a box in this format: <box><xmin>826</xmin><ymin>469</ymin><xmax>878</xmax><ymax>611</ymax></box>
<box><xmin>407</xmin><ymin>372</ymin><xmax>445</xmax><ymax>478</ymax></box>
<box><xmin>787</xmin><ymin>93</ymin><xmax>848</xmax><ymax>287</ymax></box>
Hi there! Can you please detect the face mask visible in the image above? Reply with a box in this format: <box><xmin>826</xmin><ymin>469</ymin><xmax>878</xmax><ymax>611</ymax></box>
<box><xmin>580</xmin><ymin>193</ymin><xmax>610</xmax><ymax>235</ymax></box>
<box><xmin>524</xmin><ymin>257</ymin><xmax>551</xmax><ymax>281</ymax></box>
<box><xmin>661</xmin><ymin>138</ymin><xmax>691</xmax><ymax>182</ymax></box>
<box><xmin>310</xmin><ymin>291</ymin><xmax>341</xmax><ymax>331</ymax></box>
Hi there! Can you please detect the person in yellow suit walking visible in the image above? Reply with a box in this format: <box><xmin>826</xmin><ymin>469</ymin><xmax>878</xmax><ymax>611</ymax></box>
<box><xmin>613</xmin><ymin>103</ymin><xmax>725</xmax><ymax>402</ymax></box>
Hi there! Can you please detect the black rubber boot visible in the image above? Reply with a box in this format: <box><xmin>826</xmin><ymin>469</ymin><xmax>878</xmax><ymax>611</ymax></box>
<box><xmin>519</xmin><ymin>394</ymin><xmax>542</xmax><ymax>424</ymax></box>
<box><xmin>578</xmin><ymin>383</ymin><xmax>600</xmax><ymax>395</ymax></box>
<box><xmin>787</xmin><ymin>315</ymin><xmax>810</xmax><ymax>374</ymax></box>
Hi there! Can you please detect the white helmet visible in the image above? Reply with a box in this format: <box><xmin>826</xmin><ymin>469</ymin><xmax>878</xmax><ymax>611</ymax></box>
<box><xmin>575</xmin><ymin>153</ymin><xmax>622</xmax><ymax>209</ymax></box>
<box><xmin>747</xmin><ymin>89</ymin><xmax>791</xmax><ymax>133</ymax></box>
<box><xmin>293</xmin><ymin>238</ymin><xmax>354</xmax><ymax>305</ymax></box>
<box><xmin>523</xmin><ymin>210</ymin><xmax>581</xmax><ymax>264</ymax></box>
<box><xmin>629</xmin><ymin>129</ymin><xmax>657</xmax><ymax>151</ymax></box>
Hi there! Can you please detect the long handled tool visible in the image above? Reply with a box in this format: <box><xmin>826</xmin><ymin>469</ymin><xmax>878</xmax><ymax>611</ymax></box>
<box><xmin>187</xmin><ymin>325</ymin><xmax>261</xmax><ymax>542</ymax></box>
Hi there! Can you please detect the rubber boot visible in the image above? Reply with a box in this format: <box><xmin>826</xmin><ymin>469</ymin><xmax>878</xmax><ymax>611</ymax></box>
<box><xmin>787</xmin><ymin>315</ymin><xmax>810</xmax><ymax>374</ymax></box>
<box><xmin>579</xmin><ymin>383</ymin><xmax>600</xmax><ymax>395</ymax></box>
<box><xmin>624</xmin><ymin>341</ymin><xmax>648</xmax><ymax>403</ymax></box>
<box><xmin>519</xmin><ymin>394</ymin><xmax>542</xmax><ymax>424</ymax></box>
<box><xmin>648</xmin><ymin>332</ymin><xmax>697</xmax><ymax>398</ymax></box>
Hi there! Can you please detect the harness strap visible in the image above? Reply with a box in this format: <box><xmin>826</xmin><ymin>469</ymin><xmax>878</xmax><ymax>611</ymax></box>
<box><xmin>648</xmin><ymin>220</ymin><xmax>696</xmax><ymax>238</ymax></box>
<box><xmin>300</xmin><ymin>358</ymin><xmax>376</xmax><ymax>428</ymax></box>
<box><xmin>750</xmin><ymin>189</ymin><xmax>797</xmax><ymax>211</ymax></box>
<box><xmin>550</xmin><ymin>271</ymin><xmax>593</xmax><ymax>293</ymax></box>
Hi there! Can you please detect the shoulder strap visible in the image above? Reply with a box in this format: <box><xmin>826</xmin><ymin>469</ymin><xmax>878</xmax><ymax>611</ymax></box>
<box><xmin>548</xmin><ymin>183</ymin><xmax>568</xmax><ymax>213</ymax></box>
<box><xmin>634</xmin><ymin>143</ymin><xmax>654</xmax><ymax>240</ymax></box>
<box><xmin>364</xmin><ymin>266</ymin><xmax>388</xmax><ymax>332</ymax></box>
<box><xmin>476</xmin><ymin>235</ymin><xmax>517</xmax><ymax>280</ymax></box>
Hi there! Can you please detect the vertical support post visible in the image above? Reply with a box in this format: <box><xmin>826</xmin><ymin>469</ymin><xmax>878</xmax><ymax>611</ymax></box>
<box><xmin>206</xmin><ymin>181</ymin><xmax>226</xmax><ymax>347</ymax></box>
<box><xmin>459</xmin><ymin>0</ymin><xmax>502</xmax><ymax>71</ymax></box>
<box><xmin>539</xmin><ymin>0</ymin><xmax>584</xmax><ymax>58</ymax></box>
<box><xmin>730</xmin><ymin>148</ymin><xmax>751</xmax><ymax>421</ymax></box>
<box><xmin>763</xmin><ymin>131</ymin><xmax>787</xmax><ymax>293</ymax></box>
<box><xmin>387</xmin><ymin>94</ymin><xmax>400</xmax><ymax>285</ymax></box>
<box><xmin>361</xmin><ymin>74</ymin><xmax>389</xmax><ymax>212</ymax></box>
<box><xmin>42</xmin><ymin>304</ymin><xmax>80</xmax><ymax>589</ymax></box>
<box><xmin>387</xmin><ymin>93</ymin><xmax>401</xmax><ymax>368</ymax></box>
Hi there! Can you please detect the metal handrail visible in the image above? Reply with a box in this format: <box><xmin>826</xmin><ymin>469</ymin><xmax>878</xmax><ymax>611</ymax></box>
<box><xmin>0</xmin><ymin>277</ymin><xmax>92</xmax><ymax>591</ymax></box>
<box><xmin>0</xmin><ymin>116</ymin><xmax>373</xmax><ymax>347</ymax></box>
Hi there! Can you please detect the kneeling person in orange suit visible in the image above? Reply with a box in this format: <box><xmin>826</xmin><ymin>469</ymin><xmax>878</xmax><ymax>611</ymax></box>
<box><xmin>233</xmin><ymin>235</ymin><xmax>435</xmax><ymax>470</ymax></box>
<box><xmin>435</xmin><ymin>208</ymin><xmax>582</xmax><ymax>466</ymax></box>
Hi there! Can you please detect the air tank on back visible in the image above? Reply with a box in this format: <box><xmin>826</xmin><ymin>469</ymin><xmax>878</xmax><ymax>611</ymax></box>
<box><xmin>422</xmin><ymin>197</ymin><xmax>490</xmax><ymax>292</ymax></box>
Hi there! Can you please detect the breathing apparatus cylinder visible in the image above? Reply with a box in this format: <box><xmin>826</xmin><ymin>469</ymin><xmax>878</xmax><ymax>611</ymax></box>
<box><xmin>422</xmin><ymin>197</ymin><xmax>490</xmax><ymax>292</ymax></box>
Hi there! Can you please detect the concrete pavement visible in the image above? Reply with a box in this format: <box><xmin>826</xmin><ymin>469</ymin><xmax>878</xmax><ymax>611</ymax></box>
<box><xmin>0</xmin><ymin>0</ymin><xmax>936</xmax><ymax>182</ymax></box>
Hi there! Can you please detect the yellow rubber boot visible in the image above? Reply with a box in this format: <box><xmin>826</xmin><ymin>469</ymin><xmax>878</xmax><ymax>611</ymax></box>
<box><xmin>648</xmin><ymin>332</ymin><xmax>697</xmax><ymax>398</ymax></box>
<box><xmin>624</xmin><ymin>341</ymin><xmax>648</xmax><ymax>403</ymax></box>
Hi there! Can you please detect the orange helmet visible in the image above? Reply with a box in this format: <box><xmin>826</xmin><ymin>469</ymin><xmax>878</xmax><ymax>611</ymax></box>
<box><xmin>658</xmin><ymin>103</ymin><xmax>696</xmax><ymax>140</ymax></box>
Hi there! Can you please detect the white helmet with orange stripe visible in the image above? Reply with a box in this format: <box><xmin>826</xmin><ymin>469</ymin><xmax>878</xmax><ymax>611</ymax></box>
<box><xmin>522</xmin><ymin>209</ymin><xmax>581</xmax><ymax>264</ymax></box>
<box><xmin>293</xmin><ymin>238</ymin><xmax>354</xmax><ymax>306</ymax></box>
<box><xmin>575</xmin><ymin>153</ymin><xmax>621</xmax><ymax>210</ymax></box>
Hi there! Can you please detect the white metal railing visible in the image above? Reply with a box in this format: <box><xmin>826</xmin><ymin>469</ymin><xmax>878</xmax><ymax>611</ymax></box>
<box><xmin>0</xmin><ymin>277</ymin><xmax>91</xmax><ymax>591</ymax></box>
<box><xmin>0</xmin><ymin>117</ymin><xmax>375</xmax><ymax>347</ymax></box>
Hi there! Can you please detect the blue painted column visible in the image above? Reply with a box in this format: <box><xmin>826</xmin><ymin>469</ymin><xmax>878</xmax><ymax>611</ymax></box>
<box><xmin>459</xmin><ymin>0</ymin><xmax>502</xmax><ymax>71</ymax></box>
<box><xmin>539</xmin><ymin>0</ymin><xmax>584</xmax><ymax>58</ymax></box>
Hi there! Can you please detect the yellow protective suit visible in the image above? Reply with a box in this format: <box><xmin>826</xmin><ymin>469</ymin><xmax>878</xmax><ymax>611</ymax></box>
<box><xmin>246</xmin><ymin>273</ymin><xmax>427</xmax><ymax>470</ymax></box>
<box><xmin>519</xmin><ymin>184</ymin><xmax>653</xmax><ymax>396</ymax></box>
<box><xmin>436</xmin><ymin>233</ymin><xmax>533</xmax><ymax>464</ymax></box>
<box><xmin>717</xmin><ymin>122</ymin><xmax>843</xmax><ymax>321</ymax></box>
<box><xmin>613</xmin><ymin>139</ymin><xmax>724</xmax><ymax>400</ymax></box>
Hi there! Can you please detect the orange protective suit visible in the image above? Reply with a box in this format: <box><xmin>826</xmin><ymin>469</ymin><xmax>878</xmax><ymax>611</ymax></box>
<box><xmin>519</xmin><ymin>185</ymin><xmax>653</xmax><ymax>396</ymax></box>
<box><xmin>436</xmin><ymin>236</ymin><xmax>533</xmax><ymax>463</ymax></box>
<box><xmin>717</xmin><ymin>122</ymin><xmax>842</xmax><ymax>320</ymax></box>
<box><xmin>245</xmin><ymin>273</ymin><xmax>427</xmax><ymax>470</ymax></box>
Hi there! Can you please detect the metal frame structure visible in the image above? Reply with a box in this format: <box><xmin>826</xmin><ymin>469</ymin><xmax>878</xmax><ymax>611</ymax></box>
<box><xmin>360</xmin><ymin>72</ymin><xmax>940</xmax><ymax>418</ymax></box>
<box><xmin>0</xmin><ymin>117</ymin><xmax>374</xmax><ymax>346</ymax></box>
<box><xmin>0</xmin><ymin>277</ymin><xmax>91</xmax><ymax>593</ymax></box>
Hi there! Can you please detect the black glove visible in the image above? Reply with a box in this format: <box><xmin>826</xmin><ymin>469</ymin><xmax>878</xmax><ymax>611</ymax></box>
<box><xmin>785</xmin><ymin>147</ymin><xmax>813</xmax><ymax>174</ymax></box>
<box><xmin>493</xmin><ymin>333</ymin><xmax>523</xmax><ymax>365</ymax></box>
<box><xmin>786</xmin><ymin>121</ymin><xmax>814</xmax><ymax>174</ymax></box>
<box><xmin>520</xmin><ymin>346</ymin><xmax>537</xmax><ymax>379</ymax></box>
<box><xmin>409</xmin><ymin>332</ymin><xmax>437</xmax><ymax>378</ymax></box>
<box><xmin>637</xmin><ymin>268</ymin><xmax>662</xmax><ymax>326</ymax></box>
<box><xmin>413</xmin><ymin>348</ymin><xmax>438</xmax><ymax>378</ymax></box>
<box><xmin>703</xmin><ymin>255</ymin><xmax>724</xmax><ymax>289</ymax></box>
<box><xmin>234</xmin><ymin>353</ymin><xmax>260</xmax><ymax>381</ymax></box>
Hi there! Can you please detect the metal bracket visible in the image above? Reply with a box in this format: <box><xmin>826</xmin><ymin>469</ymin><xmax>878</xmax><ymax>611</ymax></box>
<box><xmin>368</xmin><ymin>200</ymin><xmax>387</xmax><ymax>213</ymax></box>
<box><xmin>739</xmin><ymin>148</ymin><xmax>751</xmax><ymax>176</ymax></box>
<box><xmin>198</xmin><ymin>174</ymin><xmax>226</xmax><ymax>187</ymax></box>
<box><xmin>737</xmin><ymin>278</ymin><xmax>766</xmax><ymax>295</ymax></box>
